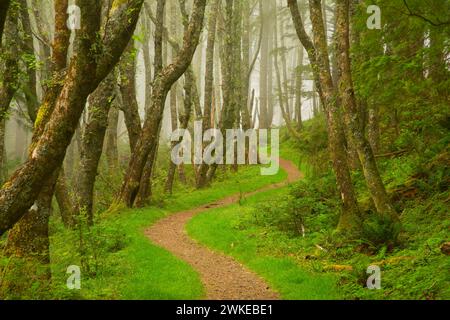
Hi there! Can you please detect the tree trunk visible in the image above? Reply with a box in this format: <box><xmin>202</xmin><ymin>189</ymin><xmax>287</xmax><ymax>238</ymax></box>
<box><xmin>116</xmin><ymin>0</ymin><xmax>207</xmax><ymax>208</ymax></box>
<box><xmin>335</xmin><ymin>0</ymin><xmax>398</xmax><ymax>222</ymax></box>
<box><xmin>289</xmin><ymin>0</ymin><xmax>361</xmax><ymax>231</ymax></box>
<box><xmin>105</xmin><ymin>106</ymin><xmax>119</xmax><ymax>173</ymax></box>
<box><xmin>197</xmin><ymin>0</ymin><xmax>219</xmax><ymax>188</ymax></box>
<box><xmin>119</xmin><ymin>42</ymin><xmax>142</xmax><ymax>152</ymax></box>
<box><xmin>134</xmin><ymin>0</ymin><xmax>166</xmax><ymax>206</ymax></box>
<box><xmin>279</xmin><ymin>10</ymin><xmax>291</xmax><ymax>120</ymax></box>
<box><xmin>295</xmin><ymin>45</ymin><xmax>304</xmax><ymax>128</ymax></box>
<box><xmin>0</xmin><ymin>6</ymin><xmax>19</xmax><ymax>122</ymax></box>
<box><xmin>273</xmin><ymin>8</ymin><xmax>300</xmax><ymax>141</ymax></box>
<box><xmin>76</xmin><ymin>72</ymin><xmax>116</xmax><ymax>224</ymax></box>
<box><xmin>0</xmin><ymin>119</ymin><xmax>6</xmax><ymax>183</ymax></box>
<box><xmin>429</xmin><ymin>27</ymin><xmax>448</xmax><ymax>98</ymax></box>
<box><xmin>55</xmin><ymin>169</ymin><xmax>75</xmax><ymax>227</ymax></box>
<box><xmin>241</xmin><ymin>0</ymin><xmax>252</xmax><ymax>131</ymax></box>
<box><xmin>0</xmin><ymin>0</ymin><xmax>10</xmax><ymax>44</ymax></box>
<box><xmin>259</xmin><ymin>0</ymin><xmax>270</xmax><ymax>129</ymax></box>
<box><xmin>3</xmin><ymin>1</ymin><xmax>71</xmax><ymax>287</ymax></box>
<box><xmin>142</xmin><ymin>11</ymin><xmax>153</xmax><ymax>115</ymax></box>
<box><xmin>0</xmin><ymin>0</ymin><xmax>144</xmax><ymax>235</ymax></box>
<box><xmin>19</xmin><ymin>0</ymin><xmax>39</xmax><ymax>123</ymax></box>
<box><xmin>367</xmin><ymin>103</ymin><xmax>380</xmax><ymax>154</ymax></box>
<box><xmin>5</xmin><ymin>175</ymin><xmax>54</xmax><ymax>264</ymax></box>
<box><xmin>165</xmin><ymin>0</ymin><xmax>180</xmax><ymax>195</ymax></box>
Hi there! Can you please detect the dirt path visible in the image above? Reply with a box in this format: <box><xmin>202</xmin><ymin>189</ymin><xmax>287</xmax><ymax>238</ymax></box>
<box><xmin>146</xmin><ymin>159</ymin><xmax>303</xmax><ymax>300</ymax></box>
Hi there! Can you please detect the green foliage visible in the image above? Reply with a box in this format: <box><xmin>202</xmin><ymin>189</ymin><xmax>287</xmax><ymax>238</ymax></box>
<box><xmin>360</xmin><ymin>214</ymin><xmax>401</xmax><ymax>250</ymax></box>
<box><xmin>7</xmin><ymin>162</ymin><xmax>285</xmax><ymax>300</ymax></box>
<box><xmin>187</xmin><ymin>189</ymin><xmax>341</xmax><ymax>300</ymax></box>
<box><xmin>0</xmin><ymin>257</ymin><xmax>52</xmax><ymax>300</ymax></box>
<box><xmin>251</xmin><ymin>175</ymin><xmax>339</xmax><ymax>236</ymax></box>
<box><xmin>74</xmin><ymin>210</ymin><xmax>130</xmax><ymax>277</ymax></box>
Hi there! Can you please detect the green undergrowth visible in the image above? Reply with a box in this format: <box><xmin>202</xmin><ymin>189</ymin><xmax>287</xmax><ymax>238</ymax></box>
<box><xmin>44</xmin><ymin>164</ymin><xmax>286</xmax><ymax>300</ymax></box>
<box><xmin>186</xmin><ymin>187</ymin><xmax>342</xmax><ymax>300</ymax></box>
<box><xmin>187</xmin><ymin>121</ymin><xmax>449</xmax><ymax>300</ymax></box>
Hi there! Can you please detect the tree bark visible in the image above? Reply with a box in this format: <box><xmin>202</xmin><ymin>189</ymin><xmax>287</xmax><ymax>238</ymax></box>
<box><xmin>335</xmin><ymin>0</ymin><xmax>398</xmax><ymax>222</ymax></box>
<box><xmin>273</xmin><ymin>8</ymin><xmax>300</xmax><ymax>141</ymax></box>
<box><xmin>165</xmin><ymin>0</ymin><xmax>180</xmax><ymax>195</ymax></box>
<box><xmin>279</xmin><ymin>10</ymin><xmax>291</xmax><ymax>120</ymax></box>
<box><xmin>76</xmin><ymin>72</ymin><xmax>116</xmax><ymax>224</ymax></box>
<box><xmin>55</xmin><ymin>169</ymin><xmax>75</xmax><ymax>227</ymax></box>
<box><xmin>289</xmin><ymin>0</ymin><xmax>361</xmax><ymax>231</ymax></box>
<box><xmin>295</xmin><ymin>45</ymin><xmax>304</xmax><ymax>128</ymax></box>
<box><xmin>367</xmin><ymin>103</ymin><xmax>380</xmax><ymax>154</ymax></box>
<box><xmin>18</xmin><ymin>0</ymin><xmax>39</xmax><ymax>123</ymax></box>
<box><xmin>105</xmin><ymin>106</ymin><xmax>120</xmax><ymax>173</ymax></box>
<box><xmin>259</xmin><ymin>0</ymin><xmax>270</xmax><ymax>129</ymax></box>
<box><xmin>0</xmin><ymin>6</ymin><xmax>19</xmax><ymax>122</ymax></box>
<box><xmin>0</xmin><ymin>0</ymin><xmax>10</xmax><ymax>44</ymax></box>
<box><xmin>0</xmin><ymin>119</ymin><xmax>6</xmax><ymax>183</ymax></box>
<box><xmin>197</xmin><ymin>0</ymin><xmax>219</xmax><ymax>188</ymax></box>
<box><xmin>116</xmin><ymin>0</ymin><xmax>207</xmax><ymax>208</ymax></box>
<box><xmin>241</xmin><ymin>0</ymin><xmax>252</xmax><ymax>131</ymax></box>
<box><xmin>4</xmin><ymin>0</ymin><xmax>71</xmax><ymax>273</ymax></box>
<box><xmin>134</xmin><ymin>0</ymin><xmax>166</xmax><ymax>206</ymax></box>
<box><xmin>0</xmin><ymin>0</ymin><xmax>144</xmax><ymax>236</ymax></box>
<box><xmin>119</xmin><ymin>42</ymin><xmax>142</xmax><ymax>152</ymax></box>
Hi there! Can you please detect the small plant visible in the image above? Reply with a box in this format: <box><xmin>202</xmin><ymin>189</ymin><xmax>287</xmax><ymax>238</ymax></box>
<box><xmin>361</xmin><ymin>214</ymin><xmax>402</xmax><ymax>250</ymax></box>
<box><xmin>74</xmin><ymin>208</ymin><xmax>129</xmax><ymax>278</ymax></box>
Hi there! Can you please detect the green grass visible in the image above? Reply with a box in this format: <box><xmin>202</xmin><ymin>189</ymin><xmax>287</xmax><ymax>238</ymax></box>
<box><xmin>47</xmin><ymin>164</ymin><xmax>287</xmax><ymax>300</ymax></box>
<box><xmin>186</xmin><ymin>171</ymin><xmax>341</xmax><ymax>300</ymax></box>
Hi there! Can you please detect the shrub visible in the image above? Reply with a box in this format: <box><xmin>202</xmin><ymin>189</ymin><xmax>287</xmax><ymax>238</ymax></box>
<box><xmin>361</xmin><ymin>214</ymin><xmax>402</xmax><ymax>250</ymax></box>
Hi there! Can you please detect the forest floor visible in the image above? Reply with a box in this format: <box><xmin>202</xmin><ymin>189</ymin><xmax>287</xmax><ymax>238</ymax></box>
<box><xmin>146</xmin><ymin>159</ymin><xmax>301</xmax><ymax>300</ymax></box>
<box><xmin>3</xmin><ymin>123</ymin><xmax>446</xmax><ymax>300</ymax></box>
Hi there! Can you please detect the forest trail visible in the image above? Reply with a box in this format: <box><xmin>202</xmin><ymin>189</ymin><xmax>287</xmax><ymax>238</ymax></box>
<box><xmin>145</xmin><ymin>159</ymin><xmax>303</xmax><ymax>300</ymax></box>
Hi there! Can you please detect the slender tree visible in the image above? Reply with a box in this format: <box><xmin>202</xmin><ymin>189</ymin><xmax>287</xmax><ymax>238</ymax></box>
<box><xmin>77</xmin><ymin>72</ymin><xmax>117</xmax><ymax>224</ymax></box>
<box><xmin>197</xmin><ymin>0</ymin><xmax>220</xmax><ymax>188</ymax></box>
<box><xmin>105</xmin><ymin>105</ymin><xmax>120</xmax><ymax>173</ymax></box>
<box><xmin>116</xmin><ymin>0</ymin><xmax>207</xmax><ymax>208</ymax></box>
<box><xmin>119</xmin><ymin>42</ymin><xmax>142</xmax><ymax>152</ymax></box>
<box><xmin>0</xmin><ymin>5</ymin><xmax>19</xmax><ymax>122</ymax></box>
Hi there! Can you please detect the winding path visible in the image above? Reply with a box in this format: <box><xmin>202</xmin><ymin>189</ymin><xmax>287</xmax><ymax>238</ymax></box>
<box><xmin>145</xmin><ymin>159</ymin><xmax>303</xmax><ymax>300</ymax></box>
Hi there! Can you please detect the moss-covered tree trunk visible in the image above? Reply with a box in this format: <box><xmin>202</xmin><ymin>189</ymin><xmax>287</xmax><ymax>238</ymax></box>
<box><xmin>3</xmin><ymin>0</ymin><xmax>71</xmax><ymax>287</ymax></box>
<box><xmin>119</xmin><ymin>42</ymin><xmax>142</xmax><ymax>152</ymax></box>
<box><xmin>0</xmin><ymin>119</ymin><xmax>6</xmax><ymax>183</ymax></box>
<box><xmin>289</xmin><ymin>0</ymin><xmax>361</xmax><ymax>231</ymax></box>
<box><xmin>77</xmin><ymin>72</ymin><xmax>116</xmax><ymax>224</ymax></box>
<box><xmin>0</xmin><ymin>5</ymin><xmax>19</xmax><ymax>122</ymax></box>
<box><xmin>367</xmin><ymin>103</ymin><xmax>380</xmax><ymax>154</ymax></box>
<box><xmin>18</xmin><ymin>0</ymin><xmax>39</xmax><ymax>122</ymax></box>
<box><xmin>335</xmin><ymin>0</ymin><xmax>398</xmax><ymax>222</ymax></box>
<box><xmin>0</xmin><ymin>0</ymin><xmax>10</xmax><ymax>44</ymax></box>
<box><xmin>0</xmin><ymin>0</ymin><xmax>144</xmax><ymax>235</ymax></box>
<box><xmin>116</xmin><ymin>0</ymin><xmax>207</xmax><ymax>208</ymax></box>
<box><xmin>55</xmin><ymin>169</ymin><xmax>75</xmax><ymax>227</ymax></box>
<box><xmin>134</xmin><ymin>0</ymin><xmax>166</xmax><ymax>206</ymax></box>
<box><xmin>310</xmin><ymin>0</ymin><xmax>361</xmax><ymax>230</ymax></box>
